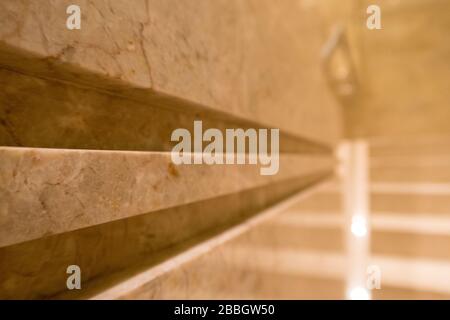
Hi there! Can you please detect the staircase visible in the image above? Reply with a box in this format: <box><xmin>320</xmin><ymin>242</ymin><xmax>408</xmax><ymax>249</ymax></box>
<box><xmin>369</xmin><ymin>136</ymin><xmax>450</xmax><ymax>299</ymax></box>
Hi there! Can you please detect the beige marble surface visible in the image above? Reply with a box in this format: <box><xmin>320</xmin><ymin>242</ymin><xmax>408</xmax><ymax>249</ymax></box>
<box><xmin>0</xmin><ymin>67</ymin><xmax>330</xmax><ymax>154</ymax></box>
<box><xmin>118</xmin><ymin>243</ymin><xmax>346</xmax><ymax>300</ymax></box>
<box><xmin>117</xmin><ymin>187</ymin><xmax>346</xmax><ymax>300</ymax></box>
<box><xmin>55</xmin><ymin>185</ymin><xmax>346</xmax><ymax>300</ymax></box>
<box><xmin>0</xmin><ymin>147</ymin><xmax>333</xmax><ymax>248</ymax></box>
<box><xmin>0</xmin><ymin>173</ymin><xmax>328</xmax><ymax>299</ymax></box>
<box><xmin>0</xmin><ymin>1</ymin><xmax>349</xmax><ymax>300</ymax></box>
<box><xmin>0</xmin><ymin>0</ymin><xmax>345</xmax><ymax>145</ymax></box>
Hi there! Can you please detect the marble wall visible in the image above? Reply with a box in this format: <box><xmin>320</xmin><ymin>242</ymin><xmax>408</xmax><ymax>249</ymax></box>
<box><xmin>0</xmin><ymin>0</ymin><xmax>348</xmax><ymax>299</ymax></box>
<box><xmin>0</xmin><ymin>0</ymin><xmax>345</xmax><ymax>145</ymax></box>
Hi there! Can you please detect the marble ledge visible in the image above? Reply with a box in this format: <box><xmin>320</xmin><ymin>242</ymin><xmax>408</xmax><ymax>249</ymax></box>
<box><xmin>0</xmin><ymin>172</ymin><xmax>324</xmax><ymax>299</ymax></box>
<box><xmin>0</xmin><ymin>66</ymin><xmax>330</xmax><ymax>154</ymax></box>
<box><xmin>0</xmin><ymin>147</ymin><xmax>333</xmax><ymax>248</ymax></box>
<box><xmin>116</xmin><ymin>247</ymin><xmax>346</xmax><ymax>300</ymax></box>
<box><xmin>57</xmin><ymin>187</ymin><xmax>345</xmax><ymax>300</ymax></box>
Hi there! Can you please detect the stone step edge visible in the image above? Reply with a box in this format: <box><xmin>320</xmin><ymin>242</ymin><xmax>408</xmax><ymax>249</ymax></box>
<box><xmin>58</xmin><ymin>183</ymin><xmax>330</xmax><ymax>300</ymax></box>
<box><xmin>275</xmin><ymin>211</ymin><xmax>450</xmax><ymax>236</ymax></box>
<box><xmin>0</xmin><ymin>147</ymin><xmax>333</xmax><ymax>248</ymax></box>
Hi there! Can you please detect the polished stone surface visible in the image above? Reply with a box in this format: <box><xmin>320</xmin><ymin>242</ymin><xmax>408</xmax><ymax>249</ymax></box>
<box><xmin>0</xmin><ymin>147</ymin><xmax>333</xmax><ymax>247</ymax></box>
<box><xmin>0</xmin><ymin>174</ymin><xmax>329</xmax><ymax>299</ymax></box>
<box><xmin>0</xmin><ymin>0</ymin><xmax>351</xmax><ymax>300</ymax></box>
<box><xmin>0</xmin><ymin>67</ymin><xmax>330</xmax><ymax>154</ymax></box>
<box><xmin>56</xmin><ymin>185</ymin><xmax>346</xmax><ymax>300</ymax></box>
<box><xmin>0</xmin><ymin>0</ymin><xmax>345</xmax><ymax>144</ymax></box>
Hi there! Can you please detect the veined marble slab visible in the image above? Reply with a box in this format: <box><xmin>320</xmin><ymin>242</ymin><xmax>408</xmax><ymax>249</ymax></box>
<box><xmin>0</xmin><ymin>147</ymin><xmax>333</xmax><ymax>247</ymax></box>
<box><xmin>0</xmin><ymin>173</ymin><xmax>324</xmax><ymax>299</ymax></box>
<box><xmin>0</xmin><ymin>67</ymin><xmax>329</xmax><ymax>154</ymax></box>
<box><xmin>0</xmin><ymin>0</ymin><xmax>345</xmax><ymax>145</ymax></box>
<box><xmin>54</xmin><ymin>183</ymin><xmax>346</xmax><ymax>300</ymax></box>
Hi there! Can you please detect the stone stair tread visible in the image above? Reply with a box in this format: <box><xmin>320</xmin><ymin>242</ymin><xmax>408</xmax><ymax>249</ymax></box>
<box><xmin>53</xmin><ymin>188</ymin><xmax>336</xmax><ymax>299</ymax></box>
<box><xmin>0</xmin><ymin>146</ymin><xmax>333</xmax><ymax>248</ymax></box>
<box><xmin>77</xmin><ymin>243</ymin><xmax>450</xmax><ymax>299</ymax></box>
<box><xmin>371</xmin><ymin>167</ymin><xmax>450</xmax><ymax>183</ymax></box>
<box><xmin>371</xmin><ymin>255</ymin><xmax>450</xmax><ymax>295</ymax></box>
<box><xmin>371</xmin><ymin>213</ymin><xmax>450</xmax><ymax>235</ymax></box>
<box><xmin>369</xmin><ymin>135</ymin><xmax>450</xmax><ymax>157</ymax></box>
<box><xmin>371</xmin><ymin>155</ymin><xmax>450</xmax><ymax>167</ymax></box>
<box><xmin>371</xmin><ymin>182</ymin><xmax>450</xmax><ymax>195</ymax></box>
<box><xmin>371</xmin><ymin>193</ymin><xmax>450</xmax><ymax>215</ymax></box>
